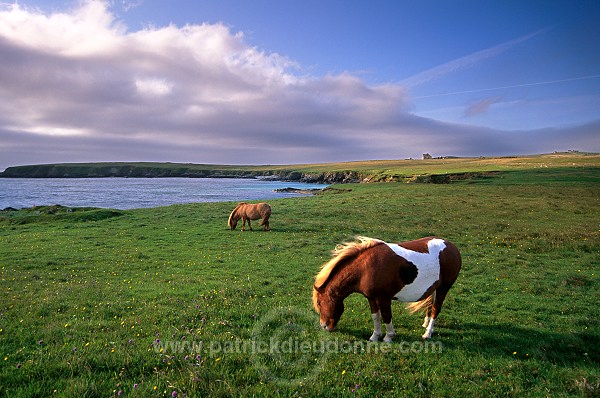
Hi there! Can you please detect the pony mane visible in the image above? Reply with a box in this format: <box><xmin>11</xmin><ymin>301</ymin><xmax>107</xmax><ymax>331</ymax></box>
<box><xmin>227</xmin><ymin>202</ymin><xmax>247</xmax><ymax>227</ymax></box>
<box><xmin>313</xmin><ymin>236</ymin><xmax>382</xmax><ymax>312</ymax></box>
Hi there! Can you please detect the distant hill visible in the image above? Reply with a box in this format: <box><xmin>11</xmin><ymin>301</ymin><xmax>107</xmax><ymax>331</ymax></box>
<box><xmin>1</xmin><ymin>153</ymin><xmax>598</xmax><ymax>183</ymax></box>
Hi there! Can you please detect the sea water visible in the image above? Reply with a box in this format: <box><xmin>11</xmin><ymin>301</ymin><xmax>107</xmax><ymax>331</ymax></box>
<box><xmin>0</xmin><ymin>178</ymin><xmax>326</xmax><ymax>210</ymax></box>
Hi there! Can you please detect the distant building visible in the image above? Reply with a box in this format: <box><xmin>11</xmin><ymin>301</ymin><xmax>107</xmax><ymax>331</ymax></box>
<box><xmin>422</xmin><ymin>153</ymin><xmax>432</xmax><ymax>159</ymax></box>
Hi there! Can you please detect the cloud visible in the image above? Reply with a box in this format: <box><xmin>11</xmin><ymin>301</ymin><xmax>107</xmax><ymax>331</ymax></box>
<box><xmin>400</xmin><ymin>29</ymin><xmax>546</xmax><ymax>89</ymax></box>
<box><xmin>0</xmin><ymin>2</ymin><xmax>406</xmax><ymax>162</ymax></box>
<box><xmin>121</xmin><ymin>0</ymin><xmax>143</xmax><ymax>12</ymax></box>
<box><xmin>412</xmin><ymin>75</ymin><xmax>600</xmax><ymax>100</ymax></box>
<box><xmin>0</xmin><ymin>2</ymin><xmax>596</xmax><ymax>170</ymax></box>
<box><xmin>464</xmin><ymin>96</ymin><xmax>503</xmax><ymax>117</ymax></box>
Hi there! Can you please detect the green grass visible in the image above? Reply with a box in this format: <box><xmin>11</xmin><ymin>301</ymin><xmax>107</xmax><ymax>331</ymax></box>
<box><xmin>0</xmin><ymin>164</ymin><xmax>599</xmax><ymax>397</ymax></box>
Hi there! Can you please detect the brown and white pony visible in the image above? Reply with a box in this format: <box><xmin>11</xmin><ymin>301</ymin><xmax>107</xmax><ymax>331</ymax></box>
<box><xmin>313</xmin><ymin>236</ymin><xmax>461</xmax><ymax>341</ymax></box>
<box><xmin>228</xmin><ymin>202</ymin><xmax>271</xmax><ymax>231</ymax></box>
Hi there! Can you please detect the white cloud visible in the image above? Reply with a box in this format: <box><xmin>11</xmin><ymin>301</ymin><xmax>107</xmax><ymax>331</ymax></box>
<box><xmin>0</xmin><ymin>2</ymin><xmax>125</xmax><ymax>56</ymax></box>
<box><xmin>135</xmin><ymin>78</ymin><xmax>173</xmax><ymax>97</ymax></box>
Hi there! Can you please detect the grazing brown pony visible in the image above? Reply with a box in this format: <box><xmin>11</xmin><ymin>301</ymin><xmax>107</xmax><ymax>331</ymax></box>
<box><xmin>313</xmin><ymin>236</ymin><xmax>461</xmax><ymax>341</ymax></box>
<box><xmin>228</xmin><ymin>202</ymin><xmax>271</xmax><ymax>231</ymax></box>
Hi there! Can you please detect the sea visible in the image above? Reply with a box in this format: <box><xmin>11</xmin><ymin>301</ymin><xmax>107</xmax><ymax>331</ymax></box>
<box><xmin>0</xmin><ymin>178</ymin><xmax>326</xmax><ymax>210</ymax></box>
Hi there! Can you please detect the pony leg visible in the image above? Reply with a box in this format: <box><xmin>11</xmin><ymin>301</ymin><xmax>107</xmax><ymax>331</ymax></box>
<box><xmin>370</xmin><ymin>312</ymin><xmax>382</xmax><ymax>342</ymax></box>
<box><xmin>384</xmin><ymin>322</ymin><xmax>396</xmax><ymax>343</ymax></box>
<box><xmin>422</xmin><ymin>289</ymin><xmax>448</xmax><ymax>339</ymax></box>
<box><xmin>423</xmin><ymin>319</ymin><xmax>435</xmax><ymax>339</ymax></box>
<box><xmin>378</xmin><ymin>298</ymin><xmax>396</xmax><ymax>342</ymax></box>
<box><xmin>368</xmin><ymin>300</ymin><xmax>382</xmax><ymax>342</ymax></box>
<box><xmin>259</xmin><ymin>215</ymin><xmax>270</xmax><ymax>231</ymax></box>
<box><xmin>422</xmin><ymin>316</ymin><xmax>432</xmax><ymax>328</ymax></box>
<box><xmin>247</xmin><ymin>218</ymin><xmax>253</xmax><ymax>230</ymax></box>
<box><xmin>422</xmin><ymin>306</ymin><xmax>432</xmax><ymax>328</ymax></box>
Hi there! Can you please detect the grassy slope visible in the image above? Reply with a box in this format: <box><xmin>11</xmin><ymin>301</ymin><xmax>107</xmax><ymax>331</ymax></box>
<box><xmin>0</xmin><ymin>161</ymin><xmax>598</xmax><ymax>397</ymax></box>
<box><xmin>267</xmin><ymin>152</ymin><xmax>600</xmax><ymax>173</ymax></box>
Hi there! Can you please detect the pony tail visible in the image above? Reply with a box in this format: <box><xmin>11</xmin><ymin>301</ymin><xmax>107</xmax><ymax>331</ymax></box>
<box><xmin>406</xmin><ymin>291</ymin><xmax>436</xmax><ymax>314</ymax></box>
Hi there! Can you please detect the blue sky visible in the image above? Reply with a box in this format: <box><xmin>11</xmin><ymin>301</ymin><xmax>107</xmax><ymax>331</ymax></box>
<box><xmin>0</xmin><ymin>0</ymin><xmax>598</xmax><ymax>169</ymax></box>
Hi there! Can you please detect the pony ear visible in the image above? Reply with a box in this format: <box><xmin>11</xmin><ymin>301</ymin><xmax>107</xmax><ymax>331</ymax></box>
<box><xmin>313</xmin><ymin>284</ymin><xmax>325</xmax><ymax>294</ymax></box>
<box><xmin>399</xmin><ymin>261</ymin><xmax>418</xmax><ymax>285</ymax></box>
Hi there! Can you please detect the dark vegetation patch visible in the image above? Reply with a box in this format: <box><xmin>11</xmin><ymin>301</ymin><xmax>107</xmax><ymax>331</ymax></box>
<box><xmin>0</xmin><ymin>205</ymin><xmax>123</xmax><ymax>224</ymax></box>
<box><xmin>407</xmin><ymin>171</ymin><xmax>503</xmax><ymax>184</ymax></box>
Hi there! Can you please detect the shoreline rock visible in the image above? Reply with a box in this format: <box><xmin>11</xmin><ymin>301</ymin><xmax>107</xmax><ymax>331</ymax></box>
<box><xmin>273</xmin><ymin>187</ymin><xmax>323</xmax><ymax>195</ymax></box>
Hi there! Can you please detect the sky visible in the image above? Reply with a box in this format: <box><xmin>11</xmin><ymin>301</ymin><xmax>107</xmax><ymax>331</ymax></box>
<box><xmin>0</xmin><ymin>0</ymin><xmax>599</xmax><ymax>170</ymax></box>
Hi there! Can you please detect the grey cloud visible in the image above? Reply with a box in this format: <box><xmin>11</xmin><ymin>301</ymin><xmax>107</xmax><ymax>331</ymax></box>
<box><xmin>464</xmin><ymin>96</ymin><xmax>503</xmax><ymax>117</ymax></box>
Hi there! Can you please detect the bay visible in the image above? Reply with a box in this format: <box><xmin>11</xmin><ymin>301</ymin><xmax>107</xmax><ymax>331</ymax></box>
<box><xmin>0</xmin><ymin>178</ymin><xmax>326</xmax><ymax>210</ymax></box>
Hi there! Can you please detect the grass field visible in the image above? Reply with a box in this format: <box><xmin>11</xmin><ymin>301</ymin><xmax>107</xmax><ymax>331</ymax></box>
<box><xmin>1</xmin><ymin>157</ymin><xmax>599</xmax><ymax>397</ymax></box>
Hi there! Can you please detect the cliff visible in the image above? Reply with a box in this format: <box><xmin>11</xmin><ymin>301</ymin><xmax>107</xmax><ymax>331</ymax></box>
<box><xmin>0</xmin><ymin>163</ymin><xmax>363</xmax><ymax>184</ymax></box>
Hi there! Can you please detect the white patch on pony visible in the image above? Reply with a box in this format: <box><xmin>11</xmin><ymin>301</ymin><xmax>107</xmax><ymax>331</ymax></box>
<box><xmin>422</xmin><ymin>316</ymin><xmax>432</xmax><ymax>328</ymax></box>
<box><xmin>370</xmin><ymin>312</ymin><xmax>382</xmax><ymax>342</ymax></box>
<box><xmin>384</xmin><ymin>322</ymin><xmax>396</xmax><ymax>343</ymax></box>
<box><xmin>422</xmin><ymin>318</ymin><xmax>435</xmax><ymax>339</ymax></box>
<box><xmin>386</xmin><ymin>239</ymin><xmax>446</xmax><ymax>302</ymax></box>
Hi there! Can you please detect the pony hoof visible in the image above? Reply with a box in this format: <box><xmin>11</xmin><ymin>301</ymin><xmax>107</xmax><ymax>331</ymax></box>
<box><xmin>368</xmin><ymin>333</ymin><xmax>382</xmax><ymax>342</ymax></box>
<box><xmin>383</xmin><ymin>334</ymin><xmax>395</xmax><ymax>343</ymax></box>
